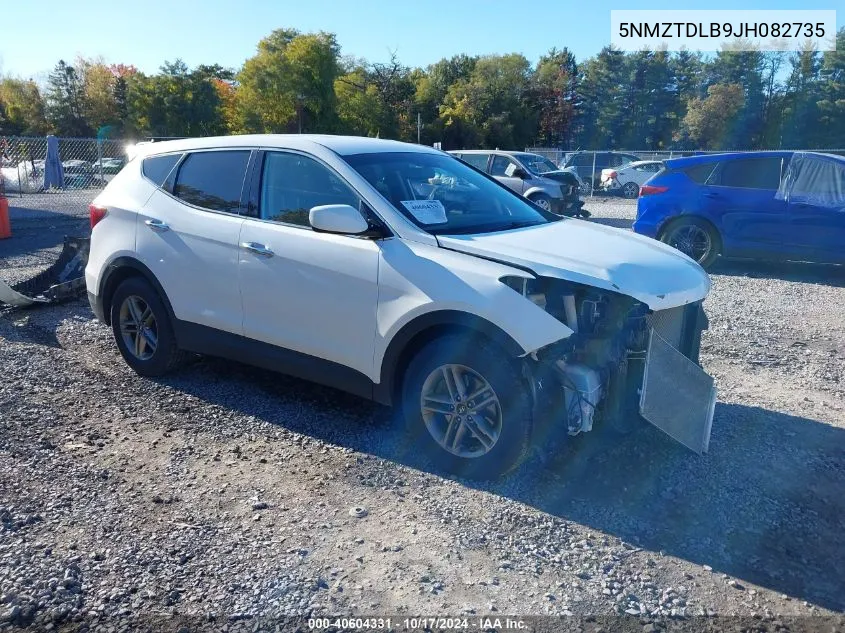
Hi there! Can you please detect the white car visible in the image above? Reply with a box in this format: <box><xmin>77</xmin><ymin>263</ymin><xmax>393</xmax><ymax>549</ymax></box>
<box><xmin>86</xmin><ymin>135</ymin><xmax>714</xmax><ymax>479</ymax></box>
<box><xmin>600</xmin><ymin>160</ymin><xmax>664</xmax><ymax>198</ymax></box>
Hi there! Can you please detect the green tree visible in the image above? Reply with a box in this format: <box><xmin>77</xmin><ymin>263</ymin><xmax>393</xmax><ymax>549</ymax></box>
<box><xmin>0</xmin><ymin>77</ymin><xmax>49</xmax><ymax>135</ymax></box>
<box><xmin>816</xmin><ymin>28</ymin><xmax>845</xmax><ymax>148</ymax></box>
<box><xmin>237</xmin><ymin>28</ymin><xmax>341</xmax><ymax>133</ymax></box>
<box><xmin>45</xmin><ymin>60</ymin><xmax>91</xmax><ymax>136</ymax></box>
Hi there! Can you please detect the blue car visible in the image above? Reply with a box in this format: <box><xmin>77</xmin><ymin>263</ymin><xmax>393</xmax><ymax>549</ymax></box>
<box><xmin>632</xmin><ymin>151</ymin><xmax>845</xmax><ymax>268</ymax></box>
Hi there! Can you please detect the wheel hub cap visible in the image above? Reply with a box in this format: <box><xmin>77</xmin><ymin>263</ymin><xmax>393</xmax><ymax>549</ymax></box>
<box><xmin>420</xmin><ymin>364</ymin><xmax>503</xmax><ymax>458</ymax></box>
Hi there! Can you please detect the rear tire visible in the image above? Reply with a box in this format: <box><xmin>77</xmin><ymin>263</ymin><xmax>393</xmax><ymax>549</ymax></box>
<box><xmin>660</xmin><ymin>217</ymin><xmax>721</xmax><ymax>269</ymax></box>
<box><xmin>110</xmin><ymin>277</ymin><xmax>185</xmax><ymax>377</ymax></box>
<box><xmin>400</xmin><ymin>335</ymin><xmax>532</xmax><ymax>480</ymax></box>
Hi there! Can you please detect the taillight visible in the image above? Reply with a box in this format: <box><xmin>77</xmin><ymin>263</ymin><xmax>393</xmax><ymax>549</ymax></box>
<box><xmin>89</xmin><ymin>204</ymin><xmax>108</xmax><ymax>228</ymax></box>
<box><xmin>639</xmin><ymin>185</ymin><xmax>668</xmax><ymax>197</ymax></box>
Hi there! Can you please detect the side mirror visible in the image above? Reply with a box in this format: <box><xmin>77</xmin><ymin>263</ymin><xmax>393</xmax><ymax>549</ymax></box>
<box><xmin>512</xmin><ymin>167</ymin><xmax>529</xmax><ymax>179</ymax></box>
<box><xmin>309</xmin><ymin>204</ymin><xmax>370</xmax><ymax>235</ymax></box>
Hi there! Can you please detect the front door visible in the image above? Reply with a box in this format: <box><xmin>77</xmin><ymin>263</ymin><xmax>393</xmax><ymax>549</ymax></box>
<box><xmin>784</xmin><ymin>155</ymin><xmax>845</xmax><ymax>263</ymax></box>
<box><xmin>489</xmin><ymin>155</ymin><xmax>524</xmax><ymax>194</ymax></box>
<box><xmin>238</xmin><ymin>150</ymin><xmax>381</xmax><ymax>380</ymax></box>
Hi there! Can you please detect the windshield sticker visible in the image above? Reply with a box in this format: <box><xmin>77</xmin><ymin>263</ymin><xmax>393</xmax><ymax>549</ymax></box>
<box><xmin>401</xmin><ymin>199</ymin><xmax>447</xmax><ymax>224</ymax></box>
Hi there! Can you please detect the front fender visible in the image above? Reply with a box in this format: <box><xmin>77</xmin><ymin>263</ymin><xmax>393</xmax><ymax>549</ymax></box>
<box><xmin>373</xmin><ymin>240</ymin><xmax>573</xmax><ymax>389</ymax></box>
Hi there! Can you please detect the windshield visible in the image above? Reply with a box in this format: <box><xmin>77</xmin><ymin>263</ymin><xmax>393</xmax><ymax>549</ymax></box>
<box><xmin>343</xmin><ymin>152</ymin><xmax>555</xmax><ymax>235</ymax></box>
<box><xmin>513</xmin><ymin>153</ymin><xmax>558</xmax><ymax>175</ymax></box>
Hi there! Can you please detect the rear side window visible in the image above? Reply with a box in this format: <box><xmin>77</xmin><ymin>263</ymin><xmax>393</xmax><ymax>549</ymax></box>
<box><xmin>173</xmin><ymin>150</ymin><xmax>250</xmax><ymax>213</ymax></box>
<box><xmin>141</xmin><ymin>154</ymin><xmax>181</xmax><ymax>186</ymax></box>
<box><xmin>716</xmin><ymin>157</ymin><xmax>783</xmax><ymax>190</ymax></box>
<box><xmin>459</xmin><ymin>153</ymin><xmax>490</xmax><ymax>171</ymax></box>
<box><xmin>683</xmin><ymin>163</ymin><xmax>718</xmax><ymax>184</ymax></box>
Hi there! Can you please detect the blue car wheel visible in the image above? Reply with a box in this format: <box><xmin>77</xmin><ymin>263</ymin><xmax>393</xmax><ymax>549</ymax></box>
<box><xmin>660</xmin><ymin>217</ymin><xmax>721</xmax><ymax>269</ymax></box>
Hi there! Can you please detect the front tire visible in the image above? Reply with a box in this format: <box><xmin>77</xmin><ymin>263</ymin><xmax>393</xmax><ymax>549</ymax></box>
<box><xmin>110</xmin><ymin>277</ymin><xmax>184</xmax><ymax>376</ymax></box>
<box><xmin>400</xmin><ymin>335</ymin><xmax>532</xmax><ymax>480</ymax></box>
<box><xmin>622</xmin><ymin>182</ymin><xmax>639</xmax><ymax>199</ymax></box>
<box><xmin>529</xmin><ymin>193</ymin><xmax>553</xmax><ymax>212</ymax></box>
<box><xmin>660</xmin><ymin>217</ymin><xmax>721</xmax><ymax>269</ymax></box>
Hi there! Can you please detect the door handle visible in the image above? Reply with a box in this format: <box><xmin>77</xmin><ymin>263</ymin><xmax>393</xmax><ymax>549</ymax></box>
<box><xmin>144</xmin><ymin>218</ymin><xmax>170</xmax><ymax>231</ymax></box>
<box><xmin>241</xmin><ymin>242</ymin><xmax>274</xmax><ymax>257</ymax></box>
<box><xmin>703</xmin><ymin>192</ymin><xmax>719</xmax><ymax>198</ymax></box>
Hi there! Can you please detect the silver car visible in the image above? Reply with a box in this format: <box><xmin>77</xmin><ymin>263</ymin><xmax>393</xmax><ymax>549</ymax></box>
<box><xmin>450</xmin><ymin>150</ymin><xmax>588</xmax><ymax>217</ymax></box>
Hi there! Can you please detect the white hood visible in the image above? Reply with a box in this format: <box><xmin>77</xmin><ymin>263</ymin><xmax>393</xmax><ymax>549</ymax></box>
<box><xmin>437</xmin><ymin>219</ymin><xmax>710</xmax><ymax>310</ymax></box>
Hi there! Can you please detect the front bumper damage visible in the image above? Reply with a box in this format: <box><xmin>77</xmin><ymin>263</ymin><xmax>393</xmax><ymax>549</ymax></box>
<box><xmin>528</xmin><ymin>297</ymin><xmax>715</xmax><ymax>454</ymax></box>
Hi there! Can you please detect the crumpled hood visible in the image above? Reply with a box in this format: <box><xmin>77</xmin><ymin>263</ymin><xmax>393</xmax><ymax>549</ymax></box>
<box><xmin>437</xmin><ymin>219</ymin><xmax>710</xmax><ymax>310</ymax></box>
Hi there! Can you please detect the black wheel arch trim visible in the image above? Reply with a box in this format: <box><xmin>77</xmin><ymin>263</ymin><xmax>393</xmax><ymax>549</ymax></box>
<box><xmin>97</xmin><ymin>257</ymin><xmax>177</xmax><ymax>327</ymax></box>
<box><xmin>374</xmin><ymin>310</ymin><xmax>526</xmax><ymax>405</ymax></box>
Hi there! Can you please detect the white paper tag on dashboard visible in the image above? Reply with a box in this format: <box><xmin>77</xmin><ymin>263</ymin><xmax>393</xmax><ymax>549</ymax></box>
<box><xmin>401</xmin><ymin>199</ymin><xmax>447</xmax><ymax>224</ymax></box>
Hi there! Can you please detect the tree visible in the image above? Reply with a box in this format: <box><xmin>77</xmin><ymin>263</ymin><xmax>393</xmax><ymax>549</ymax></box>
<box><xmin>77</xmin><ymin>57</ymin><xmax>119</xmax><ymax>133</ymax></box>
<box><xmin>534</xmin><ymin>48</ymin><xmax>578</xmax><ymax>147</ymax></box>
<box><xmin>816</xmin><ymin>28</ymin><xmax>845</xmax><ymax>148</ymax></box>
<box><xmin>678</xmin><ymin>83</ymin><xmax>745</xmax><ymax>149</ymax></box>
<box><xmin>44</xmin><ymin>60</ymin><xmax>91</xmax><ymax>136</ymax></box>
<box><xmin>0</xmin><ymin>77</ymin><xmax>49</xmax><ymax>135</ymax></box>
<box><xmin>237</xmin><ymin>28</ymin><xmax>341</xmax><ymax>133</ymax></box>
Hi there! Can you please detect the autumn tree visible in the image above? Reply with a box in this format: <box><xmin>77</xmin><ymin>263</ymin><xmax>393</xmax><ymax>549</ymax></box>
<box><xmin>678</xmin><ymin>83</ymin><xmax>745</xmax><ymax>149</ymax></box>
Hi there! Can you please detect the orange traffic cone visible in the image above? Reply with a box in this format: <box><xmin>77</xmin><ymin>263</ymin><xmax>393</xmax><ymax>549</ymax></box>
<box><xmin>0</xmin><ymin>197</ymin><xmax>11</xmax><ymax>239</ymax></box>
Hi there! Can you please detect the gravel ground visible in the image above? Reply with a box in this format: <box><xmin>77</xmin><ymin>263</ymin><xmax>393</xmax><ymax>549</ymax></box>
<box><xmin>1</xmin><ymin>196</ymin><xmax>844</xmax><ymax>631</ymax></box>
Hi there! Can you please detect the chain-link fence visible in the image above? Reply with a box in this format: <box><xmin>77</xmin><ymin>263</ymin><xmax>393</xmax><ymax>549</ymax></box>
<box><xmin>0</xmin><ymin>136</ymin><xmax>128</xmax><ymax>209</ymax></box>
<box><xmin>525</xmin><ymin>147</ymin><xmax>845</xmax><ymax>196</ymax></box>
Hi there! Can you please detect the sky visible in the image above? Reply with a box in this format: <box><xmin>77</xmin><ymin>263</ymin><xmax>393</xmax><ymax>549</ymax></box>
<box><xmin>0</xmin><ymin>0</ymin><xmax>841</xmax><ymax>81</ymax></box>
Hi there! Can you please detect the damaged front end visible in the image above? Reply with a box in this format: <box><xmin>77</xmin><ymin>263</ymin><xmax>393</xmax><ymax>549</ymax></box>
<box><xmin>505</xmin><ymin>276</ymin><xmax>716</xmax><ymax>453</ymax></box>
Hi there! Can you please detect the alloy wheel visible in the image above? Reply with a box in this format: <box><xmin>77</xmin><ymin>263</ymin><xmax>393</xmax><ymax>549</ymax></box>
<box><xmin>419</xmin><ymin>364</ymin><xmax>503</xmax><ymax>458</ymax></box>
<box><xmin>668</xmin><ymin>224</ymin><xmax>712</xmax><ymax>263</ymax></box>
<box><xmin>118</xmin><ymin>295</ymin><xmax>158</xmax><ymax>361</ymax></box>
<box><xmin>534</xmin><ymin>197</ymin><xmax>551</xmax><ymax>211</ymax></box>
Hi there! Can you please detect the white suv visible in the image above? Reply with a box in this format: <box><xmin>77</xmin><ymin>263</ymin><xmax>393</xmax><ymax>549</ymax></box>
<box><xmin>86</xmin><ymin>135</ymin><xmax>715</xmax><ymax>479</ymax></box>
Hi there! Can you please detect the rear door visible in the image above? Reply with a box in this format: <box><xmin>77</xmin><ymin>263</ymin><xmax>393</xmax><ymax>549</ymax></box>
<box><xmin>784</xmin><ymin>155</ymin><xmax>845</xmax><ymax>263</ymax></box>
<box><xmin>456</xmin><ymin>152</ymin><xmax>490</xmax><ymax>172</ymax></box>
<box><xmin>697</xmin><ymin>155</ymin><xmax>788</xmax><ymax>255</ymax></box>
<box><xmin>136</xmin><ymin>149</ymin><xmax>249</xmax><ymax>334</ymax></box>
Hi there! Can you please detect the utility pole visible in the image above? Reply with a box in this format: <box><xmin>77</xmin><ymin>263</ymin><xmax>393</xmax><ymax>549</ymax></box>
<box><xmin>417</xmin><ymin>112</ymin><xmax>421</xmax><ymax>144</ymax></box>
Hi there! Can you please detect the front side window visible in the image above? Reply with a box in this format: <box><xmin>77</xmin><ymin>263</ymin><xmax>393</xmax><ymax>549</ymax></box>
<box><xmin>343</xmin><ymin>151</ymin><xmax>554</xmax><ymax>235</ymax></box>
<box><xmin>142</xmin><ymin>154</ymin><xmax>181</xmax><ymax>186</ymax></box>
<box><xmin>173</xmin><ymin>151</ymin><xmax>250</xmax><ymax>212</ymax></box>
<box><xmin>787</xmin><ymin>156</ymin><xmax>845</xmax><ymax>209</ymax></box>
<box><xmin>260</xmin><ymin>152</ymin><xmax>360</xmax><ymax>227</ymax></box>
<box><xmin>513</xmin><ymin>153</ymin><xmax>558</xmax><ymax>175</ymax></box>
<box><xmin>716</xmin><ymin>157</ymin><xmax>783</xmax><ymax>190</ymax></box>
<box><xmin>490</xmin><ymin>155</ymin><xmax>517</xmax><ymax>177</ymax></box>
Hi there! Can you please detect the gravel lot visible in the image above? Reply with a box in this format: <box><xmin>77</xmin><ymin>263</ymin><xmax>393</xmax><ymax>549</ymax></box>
<box><xmin>1</xmin><ymin>194</ymin><xmax>844</xmax><ymax>630</ymax></box>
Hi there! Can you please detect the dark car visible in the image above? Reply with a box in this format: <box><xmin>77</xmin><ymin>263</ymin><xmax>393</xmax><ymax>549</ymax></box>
<box><xmin>561</xmin><ymin>151</ymin><xmax>642</xmax><ymax>190</ymax></box>
<box><xmin>633</xmin><ymin>151</ymin><xmax>845</xmax><ymax>268</ymax></box>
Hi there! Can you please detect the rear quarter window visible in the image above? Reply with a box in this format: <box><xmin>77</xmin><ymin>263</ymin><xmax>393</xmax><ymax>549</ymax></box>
<box><xmin>141</xmin><ymin>154</ymin><xmax>181</xmax><ymax>186</ymax></box>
